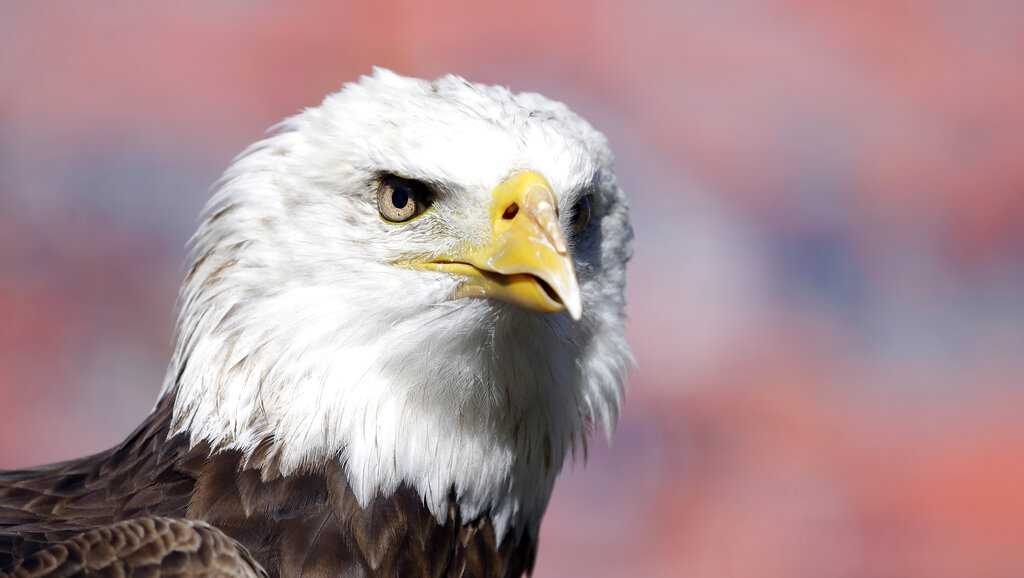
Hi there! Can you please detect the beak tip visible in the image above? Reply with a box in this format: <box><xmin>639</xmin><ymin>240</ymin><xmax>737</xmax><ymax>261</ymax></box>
<box><xmin>566</xmin><ymin>297</ymin><xmax>583</xmax><ymax>321</ymax></box>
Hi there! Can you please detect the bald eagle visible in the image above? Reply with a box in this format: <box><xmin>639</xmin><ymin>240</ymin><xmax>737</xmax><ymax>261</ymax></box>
<box><xmin>0</xmin><ymin>69</ymin><xmax>633</xmax><ymax>578</ymax></box>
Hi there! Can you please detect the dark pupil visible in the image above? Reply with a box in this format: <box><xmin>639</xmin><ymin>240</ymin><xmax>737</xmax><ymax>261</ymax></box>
<box><xmin>391</xmin><ymin>187</ymin><xmax>409</xmax><ymax>209</ymax></box>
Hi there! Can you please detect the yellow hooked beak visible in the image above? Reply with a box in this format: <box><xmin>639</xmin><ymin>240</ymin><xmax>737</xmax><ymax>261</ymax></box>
<box><xmin>417</xmin><ymin>171</ymin><xmax>582</xmax><ymax>320</ymax></box>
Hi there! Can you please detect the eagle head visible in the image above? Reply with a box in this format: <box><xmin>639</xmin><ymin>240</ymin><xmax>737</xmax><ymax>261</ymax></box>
<box><xmin>164</xmin><ymin>69</ymin><xmax>633</xmax><ymax>538</ymax></box>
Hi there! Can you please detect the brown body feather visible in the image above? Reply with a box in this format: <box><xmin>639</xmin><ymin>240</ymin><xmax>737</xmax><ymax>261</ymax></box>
<box><xmin>0</xmin><ymin>395</ymin><xmax>537</xmax><ymax>578</ymax></box>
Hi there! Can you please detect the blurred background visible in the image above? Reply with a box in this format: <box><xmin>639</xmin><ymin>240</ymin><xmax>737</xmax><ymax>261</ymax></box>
<box><xmin>2</xmin><ymin>2</ymin><xmax>1023</xmax><ymax>577</ymax></box>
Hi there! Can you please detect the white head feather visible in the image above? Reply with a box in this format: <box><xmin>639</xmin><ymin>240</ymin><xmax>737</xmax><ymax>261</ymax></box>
<box><xmin>162</xmin><ymin>69</ymin><xmax>633</xmax><ymax>539</ymax></box>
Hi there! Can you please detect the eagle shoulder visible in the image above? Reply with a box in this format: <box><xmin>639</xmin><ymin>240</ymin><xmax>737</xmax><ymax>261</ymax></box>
<box><xmin>0</xmin><ymin>516</ymin><xmax>265</xmax><ymax>578</ymax></box>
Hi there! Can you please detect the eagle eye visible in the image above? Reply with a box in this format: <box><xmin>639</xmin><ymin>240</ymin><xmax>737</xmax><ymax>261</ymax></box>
<box><xmin>569</xmin><ymin>194</ymin><xmax>593</xmax><ymax>236</ymax></box>
<box><xmin>377</xmin><ymin>175</ymin><xmax>432</xmax><ymax>222</ymax></box>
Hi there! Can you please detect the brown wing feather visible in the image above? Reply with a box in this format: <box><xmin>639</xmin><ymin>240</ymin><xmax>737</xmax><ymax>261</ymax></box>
<box><xmin>0</xmin><ymin>394</ymin><xmax>538</xmax><ymax>578</ymax></box>
<box><xmin>0</xmin><ymin>517</ymin><xmax>265</xmax><ymax>578</ymax></box>
<box><xmin>0</xmin><ymin>397</ymin><xmax>193</xmax><ymax>568</ymax></box>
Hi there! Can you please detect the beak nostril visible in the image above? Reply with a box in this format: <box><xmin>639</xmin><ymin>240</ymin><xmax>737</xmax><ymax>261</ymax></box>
<box><xmin>502</xmin><ymin>203</ymin><xmax>519</xmax><ymax>220</ymax></box>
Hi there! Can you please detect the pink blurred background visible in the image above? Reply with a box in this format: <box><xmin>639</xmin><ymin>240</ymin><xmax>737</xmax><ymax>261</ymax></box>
<box><xmin>2</xmin><ymin>3</ymin><xmax>1023</xmax><ymax>577</ymax></box>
